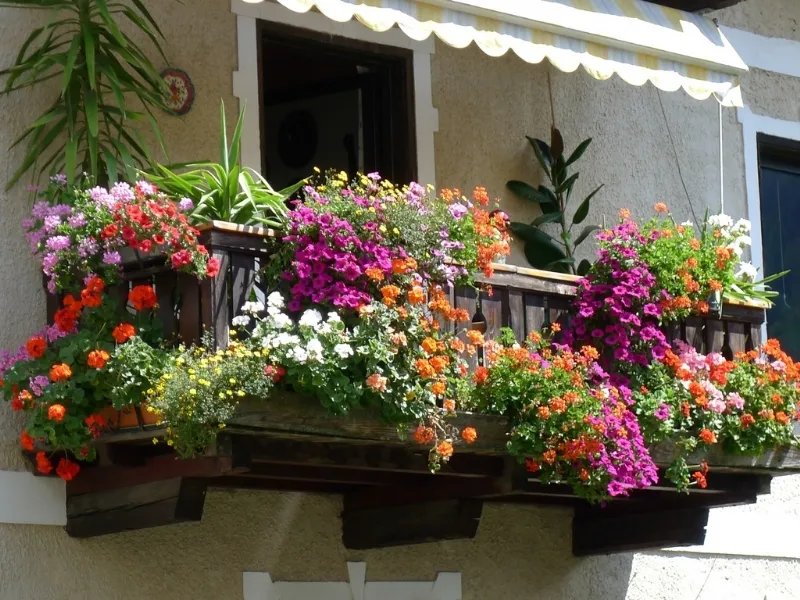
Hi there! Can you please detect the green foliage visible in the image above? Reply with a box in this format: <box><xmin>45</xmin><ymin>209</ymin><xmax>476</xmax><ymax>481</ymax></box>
<box><xmin>145</xmin><ymin>102</ymin><xmax>300</xmax><ymax>227</ymax></box>
<box><xmin>107</xmin><ymin>336</ymin><xmax>168</xmax><ymax>409</ymax></box>
<box><xmin>507</xmin><ymin>128</ymin><xmax>602</xmax><ymax>274</ymax></box>
<box><xmin>1</xmin><ymin>0</ymin><xmax>171</xmax><ymax>189</ymax></box>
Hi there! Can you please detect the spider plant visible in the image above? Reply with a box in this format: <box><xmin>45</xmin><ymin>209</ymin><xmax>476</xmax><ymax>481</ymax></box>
<box><xmin>145</xmin><ymin>101</ymin><xmax>301</xmax><ymax>228</ymax></box>
<box><xmin>1</xmin><ymin>0</ymin><xmax>171</xmax><ymax>189</ymax></box>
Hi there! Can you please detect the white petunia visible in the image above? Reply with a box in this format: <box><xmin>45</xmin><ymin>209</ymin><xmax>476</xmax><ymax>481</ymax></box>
<box><xmin>307</xmin><ymin>338</ymin><xmax>324</xmax><ymax>362</ymax></box>
<box><xmin>267</xmin><ymin>291</ymin><xmax>285</xmax><ymax>309</ymax></box>
<box><xmin>270</xmin><ymin>314</ymin><xmax>293</xmax><ymax>330</ymax></box>
<box><xmin>735</xmin><ymin>262</ymin><xmax>758</xmax><ymax>281</ymax></box>
<box><xmin>241</xmin><ymin>301</ymin><xmax>264</xmax><ymax>314</ymax></box>
<box><xmin>299</xmin><ymin>309</ymin><xmax>323</xmax><ymax>328</ymax></box>
<box><xmin>334</xmin><ymin>343</ymin><xmax>354</xmax><ymax>359</ymax></box>
<box><xmin>232</xmin><ymin>315</ymin><xmax>251</xmax><ymax>327</ymax></box>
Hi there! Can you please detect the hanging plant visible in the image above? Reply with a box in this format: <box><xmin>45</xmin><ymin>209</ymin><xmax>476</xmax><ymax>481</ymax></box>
<box><xmin>0</xmin><ymin>0</ymin><xmax>171</xmax><ymax>189</ymax></box>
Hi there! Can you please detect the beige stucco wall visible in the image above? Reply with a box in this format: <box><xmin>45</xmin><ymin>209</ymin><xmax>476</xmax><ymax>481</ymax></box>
<box><xmin>1</xmin><ymin>0</ymin><xmax>800</xmax><ymax>598</ymax></box>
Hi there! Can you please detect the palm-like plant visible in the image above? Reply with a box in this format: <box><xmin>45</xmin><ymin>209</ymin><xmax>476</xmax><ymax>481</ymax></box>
<box><xmin>1</xmin><ymin>0</ymin><xmax>170</xmax><ymax>189</ymax></box>
<box><xmin>145</xmin><ymin>102</ymin><xmax>301</xmax><ymax>228</ymax></box>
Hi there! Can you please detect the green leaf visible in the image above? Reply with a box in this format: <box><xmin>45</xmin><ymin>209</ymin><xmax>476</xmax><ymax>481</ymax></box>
<box><xmin>572</xmin><ymin>184</ymin><xmax>604</xmax><ymax>225</ymax></box>
<box><xmin>522</xmin><ymin>238</ymin><xmax>568</xmax><ymax>271</ymax></box>
<box><xmin>509</xmin><ymin>221</ymin><xmax>560</xmax><ymax>247</ymax></box>
<box><xmin>573</xmin><ymin>225</ymin><xmax>601</xmax><ymax>247</ymax></box>
<box><xmin>556</xmin><ymin>172</ymin><xmax>579</xmax><ymax>196</ymax></box>
<box><xmin>565</xmin><ymin>138</ymin><xmax>593</xmax><ymax>167</ymax></box>
<box><xmin>61</xmin><ymin>33</ymin><xmax>81</xmax><ymax>92</ymax></box>
<box><xmin>65</xmin><ymin>135</ymin><xmax>77</xmax><ymax>183</ymax></box>
<box><xmin>506</xmin><ymin>180</ymin><xmax>555</xmax><ymax>207</ymax></box>
<box><xmin>550</xmin><ymin>127</ymin><xmax>564</xmax><ymax>160</ymax></box>
<box><xmin>526</xmin><ymin>135</ymin><xmax>552</xmax><ymax>171</ymax></box>
<box><xmin>531</xmin><ymin>211</ymin><xmax>563</xmax><ymax>226</ymax></box>
<box><xmin>82</xmin><ymin>20</ymin><xmax>96</xmax><ymax>90</ymax></box>
<box><xmin>577</xmin><ymin>259</ymin><xmax>592</xmax><ymax>276</ymax></box>
<box><xmin>84</xmin><ymin>87</ymin><xmax>98</xmax><ymax>137</ymax></box>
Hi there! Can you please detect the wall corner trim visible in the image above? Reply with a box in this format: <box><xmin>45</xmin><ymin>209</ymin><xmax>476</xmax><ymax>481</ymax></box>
<box><xmin>0</xmin><ymin>469</ymin><xmax>66</xmax><ymax>526</ymax></box>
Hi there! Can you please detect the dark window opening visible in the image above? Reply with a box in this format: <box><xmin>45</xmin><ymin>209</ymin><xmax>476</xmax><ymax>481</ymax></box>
<box><xmin>258</xmin><ymin>21</ymin><xmax>416</xmax><ymax>191</ymax></box>
<box><xmin>758</xmin><ymin>133</ymin><xmax>800</xmax><ymax>357</ymax></box>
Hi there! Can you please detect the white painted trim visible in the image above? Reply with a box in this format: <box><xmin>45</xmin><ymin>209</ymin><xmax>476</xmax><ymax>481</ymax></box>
<box><xmin>0</xmin><ymin>470</ymin><xmax>66</xmax><ymax>526</ymax></box>
<box><xmin>231</xmin><ymin>0</ymin><xmax>439</xmax><ymax>186</ymax></box>
<box><xmin>721</xmin><ymin>26</ymin><xmax>800</xmax><ymax>79</ymax></box>
<box><xmin>243</xmin><ymin>562</ymin><xmax>461</xmax><ymax>600</ymax></box>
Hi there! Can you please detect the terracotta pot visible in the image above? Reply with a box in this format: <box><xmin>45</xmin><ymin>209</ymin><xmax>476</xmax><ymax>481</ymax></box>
<box><xmin>99</xmin><ymin>403</ymin><xmax>160</xmax><ymax>430</ymax></box>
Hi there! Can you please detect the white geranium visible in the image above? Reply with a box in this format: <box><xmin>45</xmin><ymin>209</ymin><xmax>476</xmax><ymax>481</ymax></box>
<box><xmin>334</xmin><ymin>343</ymin><xmax>353</xmax><ymax>359</ymax></box>
<box><xmin>290</xmin><ymin>346</ymin><xmax>308</xmax><ymax>364</ymax></box>
<box><xmin>681</xmin><ymin>221</ymin><xmax>694</xmax><ymax>228</ymax></box>
<box><xmin>299</xmin><ymin>309</ymin><xmax>323</xmax><ymax>328</ymax></box>
<box><xmin>734</xmin><ymin>218</ymin><xmax>752</xmax><ymax>233</ymax></box>
<box><xmin>327</xmin><ymin>312</ymin><xmax>342</xmax><ymax>323</ymax></box>
<box><xmin>736</xmin><ymin>262</ymin><xmax>758</xmax><ymax>281</ymax></box>
<box><xmin>241</xmin><ymin>301</ymin><xmax>264</xmax><ymax>314</ymax></box>
<box><xmin>317</xmin><ymin>322</ymin><xmax>333</xmax><ymax>335</ymax></box>
<box><xmin>708</xmin><ymin>214</ymin><xmax>733</xmax><ymax>230</ymax></box>
<box><xmin>727</xmin><ymin>243</ymin><xmax>744</xmax><ymax>258</ymax></box>
<box><xmin>267</xmin><ymin>291</ymin><xmax>285</xmax><ymax>309</ymax></box>
<box><xmin>272</xmin><ymin>332</ymin><xmax>300</xmax><ymax>348</ymax></box>
<box><xmin>270</xmin><ymin>314</ymin><xmax>293</xmax><ymax>330</ymax></box>
<box><xmin>735</xmin><ymin>235</ymin><xmax>752</xmax><ymax>248</ymax></box>
<box><xmin>231</xmin><ymin>315</ymin><xmax>251</xmax><ymax>327</ymax></box>
<box><xmin>307</xmin><ymin>338</ymin><xmax>324</xmax><ymax>362</ymax></box>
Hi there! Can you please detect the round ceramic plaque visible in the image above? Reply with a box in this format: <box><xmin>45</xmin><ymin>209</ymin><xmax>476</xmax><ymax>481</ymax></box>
<box><xmin>160</xmin><ymin>68</ymin><xmax>195</xmax><ymax>116</ymax></box>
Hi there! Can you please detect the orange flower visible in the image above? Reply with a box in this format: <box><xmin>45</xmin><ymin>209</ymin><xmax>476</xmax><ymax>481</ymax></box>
<box><xmin>415</xmin><ymin>359</ymin><xmax>436</xmax><ymax>379</ymax></box>
<box><xmin>708</xmin><ymin>279</ymin><xmax>723</xmax><ymax>292</ymax></box>
<box><xmin>365</xmin><ymin>267</ymin><xmax>385</xmax><ymax>282</ymax></box>
<box><xmin>474</xmin><ymin>366</ymin><xmax>489</xmax><ymax>385</ymax></box>
<box><xmin>472</xmin><ymin>186</ymin><xmax>489</xmax><ymax>206</ymax></box>
<box><xmin>550</xmin><ymin>322</ymin><xmax>561</xmax><ymax>333</ymax></box>
<box><xmin>542</xmin><ymin>449</ymin><xmax>557</xmax><ymax>464</ymax></box>
<box><xmin>692</xmin><ymin>471</ymin><xmax>708</xmax><ymax>489</ymax></box>
<box><xmin>414</xmin><ymin>425</ymin><xmax>435</xmax><ymax>444</ymax></box>
<box><xmin>436</xmin><ymin>441</ymin><xmax>454</xmax><ymax>458</ymax></box>
<box><xmin>112</xmin><ymin>323</ymin><xmax>136</xmax><ymax>344</ymax></box>
<box><xmin>694</xmin><ymin>301</ymin><xmax>710</xmax><ymax>315</ymax></box>
<box><xmin>686</xmin><ymin>257</ymin><xmax>698</xmax><ymax>269</ymax></box>
<box><xmin>129</xmin><ymin>285</ymin><xmax>157</xmax><ymax>311</ymax></box>
<box><xmin>449</xmin><ymin>338</ymin><xmax>466</xmax><ymax>353</ymax></box>
<box><xmin>699</xmin><ymin>428</ymin><xmax>717</xmax><ymax>444</ymax></box>
<box><xmin>430</xmin><ymin>356</ymin><xmax>450</xmax><ymax>373</ymax></box>
<box><xmin>526</xmin><ymin>458</ymin><xmax>540</xmax><ymax>472</ymax></box>
<box><xmin>689</xmin><ymin>238</ymin><xmax>701</xmax><ymax>250</ymax></box>
<box><xmin>776</xmin><ymin>411</ymin><xmax>790</xmax><ymax>425</ymax></box>
<box><xmin>578</xmin><ymin>469</ymin><xmax>590</xmax><ymax>482</ymax></box>
<box><xmin>654</xmin><ymin>202</ymin><xmax>668</xmax><ymax>213</ymax></box>
<box><xmin>461</xmin><ymin>427</ymin><xmax>477</xmax><ymax>444</ymax></box>
<box><xmin>430</xmin><ymin>381</ymin><xmax>446</xmax><ymax>396</ymax></box>
<box><xmin>681</xmin><ymin>402</ymin><xmax>691</xmax><ymax>418</ymax></box>
<box><xmin>56</xmin><ymin>458</ymin><xmax>80</xmax><ymax>481</ymax></box>
<box><xmin>20</xmin><ymin>431</ymin><xmax>34</xmax><ymax>452</ymax></box>
<box><xmin>740</xmin><ymin>414</ymin><xmax>756</xmax><ymax>428</ymax></box>
<box><xmin>380</xmin><ymin>285</ymin><xmax>401</xmax><ymax>306</ymax></box>
<box><xmin>391</xmin><ymin>258</ymin><xmax>408</xmax><ymax>274</ymax></box>
<box><xmin>87</xmin><ymin>349</ymin><xmax>110</xmax><ymax>369</ymax></box>
<box><xmin>466</xmin><ymin>330</ymin><xmax>484</xmax><ymax>346</ymax></box>
<box><xmin>405</xmin><ymin>257</ymin><xmax>418</xmax><ymax>271</ymax></box>
<box><xmin>443</xmin><ymin>399</ymin><xmax>456</xmax><ymax>412</ymax></box>
<box><xmin>366</xmin><ymin>373</ymin><xmax>388</xmax><ymax>392</ymax></box>
<box><xmin>54</xmin><ymin>296</ymin><xmax>82</xmax><ymax>332</ymax></box>
<box><xmin>618</xmin><ymin>208</ymin><xmax>631</xmax><ymax>220</ymax></box>
<box><xmin>537</xmin><ymin>406</ymin><xmax>551</xmax><ymax>419</ymax></box>
<box><xmin>549</xmin><ymin>397</ymin><xmax>567</xmax><ymax>414</ymax></box>
<box><xmin>47</xmin><ymin>404</ymin><xmax>67</xmax><ymax>422</ymax></box>
<box><xmin>80</xmin><ymin>276</ymin><xmax>105</xmax><ymax>308</ymax></box>
<box><xmin>421</xmin><ymin>337</ymin><xmax>438</xmax><ymax>355</ymax></box>
<box><xmin>85</xmin><ymin>414</ymin><xmax>106</xmax><ymax>439</ymax></box>
<box><xmin>407</xmin><ymin>286</ymin><xmax>425</xmax><ymax>305</ymax></box>
<box><xmin>49</xmin><ymin>363</ymin><xmax>72</xmax><ymax>382</ymax></box>
<box><xmin>35</xmin><ymin>452</ymin><xmax>52</xmax><ymax>475</ymax></box>
<box><xmin>26</xmin><ymin>336</ymin><xmax>46</xmax><ymax>359</ymax></box>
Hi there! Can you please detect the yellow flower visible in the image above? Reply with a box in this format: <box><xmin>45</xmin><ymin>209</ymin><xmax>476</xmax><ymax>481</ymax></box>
<box><xmin>368</xmin><ymin>206</ymin><xmax>376</xmax><ymax>213</ymax></box>
<box><xmin>393</xmin><ymin>228</ymin><xmax>400</xmax><ymax>235</ymax></box>
<box><xmin>152</xmin><ymin>438</ymin><xmax>159</xmax><ymax>445</ymax></box>
<box><xmin>189</xmin><ymin>389</ymin><xmax>197</xmax><ymax>395</ymax></box>
<box><xmin>229</xmin><ymin>378</ymin><xmax>236</xmax><ymax>384</ymax></box>
<box><xmin>176</xmin><ymin>357</ymin><xmax>185</xmax><ymax>365</ymax></box>
<box><xmin>229</xmin><ymin>329</ymin><xmax>237</xmax><ymax>337</ymax></box>
<box><xmin>188</xmin><ymin>368</ymin><xmax>196</xmax><ymax>375</ymax></box>
<box><xmin>167</xmin><ymin>439</ymin><xmax>174</xmax><ymax>446</ymax></box>
<box><xmin>356</xmin><ymin>210</ymin><xmax>363</xmax><ymax>216</ymax></box>
<box><xmin>379</xmin><ymin>225</ymin><xmax>387</xmax><ymax>233</ymax></box>
<box><xmin>219</xmin><ymin>392</ymin><xmax>226</xmax><ymax>399</ymax></box>
<box><xmin>226</xmin><ymin>390</ymin><xmax>233</xmax><ymax>397</ymax></box>
<box><xmin>313</xmin><ymin>166</ymin><xmax>320</xmax><ymax>173</ymax></box>
<box><xmin>189</xmin><ymin>375</ymin><xmax>196</xmax><ymax>381</ymax></box>
<box><xmin>338</xmin><ymin>171</ymin><xmax>348</xmax><ymax>181</ymax></box>
<box><xmin>236</xmin><ymin>390</ymin><xmax>246</xmax><ymax>397</ymax></box>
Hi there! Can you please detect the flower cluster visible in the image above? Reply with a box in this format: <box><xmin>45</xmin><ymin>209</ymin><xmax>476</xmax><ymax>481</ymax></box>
<box><xmin>633</xmin><ymin>338</ymin><xmax>800</xmax><ymax>490</ymax></box>
<box><xmin>470</xmin><ymin>329</ymin><xmax>657</xmax><ymax>502</ymax></box>
<box><xmin>0</xmin><ymin>278</ymin><xmax>165</xmax><ymax>478</ymax></box>
<box><xmin>24</xmin><ymin>177</ymin><xmax>216</xmax><ymax>293</ymax></box>
<box><xmin>272</xmin><ymin>172</ymin><xmax>509</xmax><ymax>314</ymax></box>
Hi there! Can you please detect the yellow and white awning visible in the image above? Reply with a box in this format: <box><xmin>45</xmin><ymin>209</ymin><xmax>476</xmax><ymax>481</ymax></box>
<box><xmin>264</xmin><ymin>0</ymin><xmax>748</xmax><ymax>106</ymax></box>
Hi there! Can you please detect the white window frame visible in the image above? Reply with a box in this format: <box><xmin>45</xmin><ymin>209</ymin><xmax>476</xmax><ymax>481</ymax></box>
<box><xmin>231</xmin><ymin>0</ymin><xmax>439</xmax><ymax>186</ymax></box>
<box><xmin>243</xmin><ymin>562</ymin><xmax>461</xmax><ymax>600</ymax></box>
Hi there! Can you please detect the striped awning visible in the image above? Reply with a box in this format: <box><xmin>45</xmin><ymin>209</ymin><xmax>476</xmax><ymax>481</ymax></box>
<box><xmin>264</xmin><ymin>0</ymin><xmax>748</xmax><ymax>106</ymax></box>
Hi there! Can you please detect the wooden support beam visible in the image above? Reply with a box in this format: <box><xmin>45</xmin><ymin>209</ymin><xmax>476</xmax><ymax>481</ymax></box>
<box><xmin>66</xmin><ymin>477</ymin><xmax>207</xmax><ymax>538</ymax></box>
<box><xmin>572</xmin><ymin>506</ymin><xmax>710</xmax><ymax>556</ymax></box>
<box><xmin>342</xmin><ymin>498</ymin><xmax>483</xmax><ymax>549</ymax></box>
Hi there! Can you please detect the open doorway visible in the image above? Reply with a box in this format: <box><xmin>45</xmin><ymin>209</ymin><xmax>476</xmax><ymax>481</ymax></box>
<box><xmin>259</xmin><ymin>21</ymin><xmax>417</xmax><ymax>189</ymax></box>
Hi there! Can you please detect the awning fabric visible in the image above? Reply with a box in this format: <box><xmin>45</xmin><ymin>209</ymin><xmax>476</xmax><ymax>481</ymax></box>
<box><xmin>266</xmin><ymin>0</ymin><xmax>747</xmax><ymax>107</ymax></box>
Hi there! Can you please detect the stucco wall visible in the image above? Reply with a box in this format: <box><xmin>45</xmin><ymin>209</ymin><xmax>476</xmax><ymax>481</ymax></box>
<box><xmin>1</xmin><ymin>0</ymin><xmax>800</xmax><ymax>598</ymax></box>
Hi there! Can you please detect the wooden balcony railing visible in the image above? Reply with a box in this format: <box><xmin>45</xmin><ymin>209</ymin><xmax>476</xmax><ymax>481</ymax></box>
<box><xmin>46</xmin><ymin>224</ymin><xmax>795</xmax><ymax>555</ymax></box>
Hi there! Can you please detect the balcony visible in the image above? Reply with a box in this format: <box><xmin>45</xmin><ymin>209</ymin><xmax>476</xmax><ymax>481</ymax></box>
<box><xmin>45</xmin><ymin>223</ymin><xmax>799</xmax><ymax>556</ymax></box>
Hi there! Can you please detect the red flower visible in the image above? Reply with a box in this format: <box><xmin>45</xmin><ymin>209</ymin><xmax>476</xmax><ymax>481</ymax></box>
<box><xmin>112</xmin><ymin>323</ymin><xmax>136</xmax><ymax>344</ymax></box>
<box><xmin>20</xmin><ymin>431</ymin><xmax>34</xmax><ymax>452</ymax></box>
<box><xmin>49</xmin><ymin>363</ymin><xmax>72</xmax><ymax>382</ymax></box>
<box><xmin>87</xmin><ymin>349</ymin><xmax>110</xmax><ymax>369</ymax></box>
<box><xmin>101</xmin><ymin>224</ymin><xmax>118</xmax><ymax>240</ymax></box>
<box><xmin>35</xmin><ymin>452</ymin><xmax>52</xmax><ymax>475</ymax></box>
<box><xmin>170</xmin><ymin>249</ymin><xmax>192</xmax><ymax>269</ymax></box>
<box><xmin>139</xmin><ymin>239</ymin><xmax>153</xmax><ymax>253</ymax></box>
<box><xmin>56</xmin><ymin>458</ymin><xmax>80</xmax><ymax>481</ymax></box>
<box><xmin>85</xmin><ymin>414</ymin><xmax>106</xmax><ymax>439</ymax></box>
<box><xmin>26</xmin><ymin>336</ymin><xmax>46</xmax><ymax>359</ymax></box>
<box><xmin>264</xmin><ymin>365</ymin><xmax>285</xmax><ymax>383</ymax></box>
<box><xmin>129</xmin><ymin>285</ymin><xmax>157</xmax><ymax>311</ymax></box>
<box><xmin>80</xmin><ymin>276</ymin><xmax>105</xmax><ymax>308</ymax></box>
<box><xmin>206</xmin><ymin>256</ymin><xmax>220</xmax><ymax>277</ymax></box>
<box><xmin>699</xmin><ymin>428</ymin><xmax>717</xmax><ymax>444</ymax></box>
<box><xmin>152</xmin><ymin>234</ymin><xmax>166</xmax><ymax>245</ymax></box>
<box><xmin>10</xmin><ymin>395</ymin><xmax>23</xmax><ymax>411</ymax></box>
<box><xmin>692</xmin><ymin>471</ymin><xmax>708</xmax><ymax>489</ymax></box>
<box><xmin>740</xmin><ymin>414</ymin><xmax>756</xmax><ymax>428</ymax></box>
<box><xmin>121</xmin><ymin>225</ymin><xmax>137</xmax><ymax>242</ymax></box>
<box><xmin>474</xmin><ymin>366</ymin><xmax>489</xmax><ymax>385</ymax></box>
